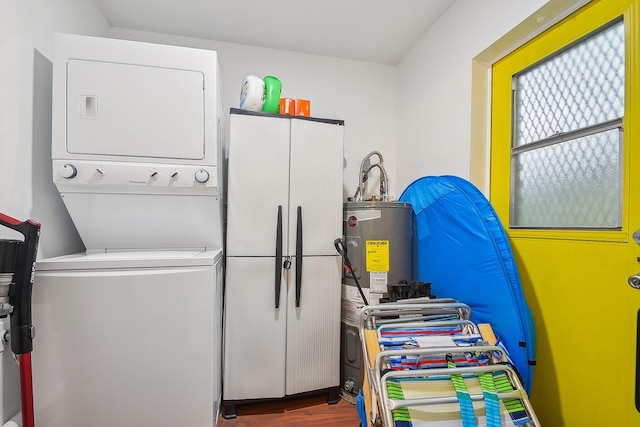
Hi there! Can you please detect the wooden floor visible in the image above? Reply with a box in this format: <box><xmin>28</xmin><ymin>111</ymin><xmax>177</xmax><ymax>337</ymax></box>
<box><xmin>217</xmin><ymin>393</ymin><xmax>361</xmax><ymax>427</ymax></box>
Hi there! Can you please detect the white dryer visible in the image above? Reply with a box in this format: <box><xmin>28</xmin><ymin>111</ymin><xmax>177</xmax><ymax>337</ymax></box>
<box><xmin>32</xmin><ymin>34</ymin><xmax>224</xmax><ymax>427</ymax></box>
<box><xmin>49</xmin><ymin>33</ymin><xmax>223</xmax><ymax>252</ymax></box>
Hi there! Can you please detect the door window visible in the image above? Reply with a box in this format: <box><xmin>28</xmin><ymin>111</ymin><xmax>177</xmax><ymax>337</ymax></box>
<box><xmin>510</xmin><ymin>20</ymin><xmax>625</xmax><ymax>229</ymax></box>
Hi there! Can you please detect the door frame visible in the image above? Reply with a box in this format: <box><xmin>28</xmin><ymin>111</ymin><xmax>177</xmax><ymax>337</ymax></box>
<box><xmin>469</xmin><ymin>0</ymin><xmax>594</xmax><ymax>194</ymax></box>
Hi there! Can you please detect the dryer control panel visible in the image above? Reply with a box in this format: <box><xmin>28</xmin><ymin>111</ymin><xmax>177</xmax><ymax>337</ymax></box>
<box><xmin>53</xmin><ymin>160</ymin><xmax>218</xmax><ymax>195</ymax></box>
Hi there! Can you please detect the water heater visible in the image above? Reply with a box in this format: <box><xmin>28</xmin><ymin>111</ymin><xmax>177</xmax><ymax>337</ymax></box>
<box><xmin>340</xmin><ymin>201</ymin><xmax>413</xmax><ymax>397</ymax></box>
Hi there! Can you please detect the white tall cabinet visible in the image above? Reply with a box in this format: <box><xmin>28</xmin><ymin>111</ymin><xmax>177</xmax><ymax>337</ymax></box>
<box><xmin>223</xmin><ymin>109</ymin><xmax>344</xmax><ymax>416</ymax></box>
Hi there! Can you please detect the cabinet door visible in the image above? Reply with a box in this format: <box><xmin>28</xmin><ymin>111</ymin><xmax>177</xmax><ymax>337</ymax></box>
<box><xmin>223</xmin><ymin>256</ymin><xmax>287</xmax><ymax>399</ymax></box>
<box><xmin>226</xmin><ymin>114</ymin><xmax>290</xmax><ymax>256</ymax></box>
<box><xmin>288</xmin><ymin>119</ymin><xmax>344</xmax><ymax>256</ymax></box>
<box><xmin>285</xmin><ymin>255</ymin><xmax>342</xmax><ymax>395</ymax></box>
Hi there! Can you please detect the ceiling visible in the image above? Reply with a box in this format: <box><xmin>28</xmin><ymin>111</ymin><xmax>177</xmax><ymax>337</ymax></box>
<box><xmin>92</xmin><ymin>0</ymin><xmax>456</xmax><ymax>65</ymax></box>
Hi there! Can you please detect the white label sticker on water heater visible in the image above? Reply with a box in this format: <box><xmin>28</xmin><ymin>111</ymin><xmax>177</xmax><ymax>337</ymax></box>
<box><xmin>370</xmin><ymin>271</ymin><xmax>388</xmax><ymax>293</ymax></box>
<box><xmin>341</xmin><ymin>284</ymin><xmax>370</xmax><ymax>326</ymax></box>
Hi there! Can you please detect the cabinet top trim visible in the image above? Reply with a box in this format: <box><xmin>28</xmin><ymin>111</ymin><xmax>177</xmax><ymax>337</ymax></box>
<box><xmin>230</xmin><ymin>108</ymin><xmax>344</xmax><ymax>126</ymax></box>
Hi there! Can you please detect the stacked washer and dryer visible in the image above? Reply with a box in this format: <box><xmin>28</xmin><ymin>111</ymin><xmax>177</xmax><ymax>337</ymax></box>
<box><xmin>32</xmin><ymin>34</ymin><xmax>224</xmax><ymax>426</ymax></box>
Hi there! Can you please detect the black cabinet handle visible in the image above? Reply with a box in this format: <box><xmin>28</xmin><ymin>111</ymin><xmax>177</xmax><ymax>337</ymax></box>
<box><xmin>275</xmin><ymin>206</ymin><xmax>283</xmax><ymax>309</ymax></box>
<box><xmin>295</xmin><ymin>206</ymin><xmax>303</xmax><ymax>308</ymax></box>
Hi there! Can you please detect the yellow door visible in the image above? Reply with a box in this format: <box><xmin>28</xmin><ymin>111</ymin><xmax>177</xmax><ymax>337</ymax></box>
<box><xmin>491</xmin><ymin>0</ymin><xmax>640</xmax><ymax>425</ymax></box>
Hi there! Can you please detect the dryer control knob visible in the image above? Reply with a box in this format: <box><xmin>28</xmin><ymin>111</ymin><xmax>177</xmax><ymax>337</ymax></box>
<box><xmin>194</xmin><ymin>169</ymin><xmax>210</xmax><ymax>184</ymax></box>
<box><xmin>60</xmin><ymin>163</ymin><xmax>78</xmax><ymax>179</ymax></box>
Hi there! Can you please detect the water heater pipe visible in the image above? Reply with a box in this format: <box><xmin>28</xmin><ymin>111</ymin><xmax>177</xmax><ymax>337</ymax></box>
<box><xmin>355</xmin><ymin>151</ymin><xmax>389</xmax><ymax>202</ymax></box>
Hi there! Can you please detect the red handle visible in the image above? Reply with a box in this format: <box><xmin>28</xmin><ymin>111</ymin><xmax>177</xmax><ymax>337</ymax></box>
<box><xmin>19</xmin><ymin>353</ymin><xmax>35</xmax><ymax>427</ymax></box>
<box><xmin>0</xmin><ymin>212</ymin><xmax>41</xmax><ymax>232</ymax></box>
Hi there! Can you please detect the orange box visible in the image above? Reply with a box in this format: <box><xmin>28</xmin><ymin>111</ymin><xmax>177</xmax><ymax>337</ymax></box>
<box><xmin>295</xmin><ymin>99</ymin><xmax>310</xmax><ymax>117</ymax></box>
<box><xmin>279</xmin><ymin>98</ymin><xmax>311</xmax><ymax>116</ymax></box>
<box><xmin>279</xmin><ymin>98</ymin><xmax>296</xmax><ymax>115</ymax></box>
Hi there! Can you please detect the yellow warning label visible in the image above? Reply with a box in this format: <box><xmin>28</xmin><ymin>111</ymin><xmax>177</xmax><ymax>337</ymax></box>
<box><xmin>365</xmin><ymin>240</ymin><xmax>389</xmax><ymax>272</ymax></box>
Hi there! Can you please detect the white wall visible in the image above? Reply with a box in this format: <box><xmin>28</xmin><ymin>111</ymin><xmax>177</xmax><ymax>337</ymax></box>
<box><xmin>110</xmin><ymin>28</ymin><xmax>399</xmax><ymax>200</ymax></box>
<box><xmin>396</xmin><ymin>0</ymin><xmax>548</xmax><ymax>194</ymax></box>
<box><xmin>0</xmin><ymin>0</ymin><xmax>109</xmax><ymax>422</ymax></box>
<box><xmin>0</xmin><ymin>1</ymin><xmax>110</xmax><ymax>257</ymax></box>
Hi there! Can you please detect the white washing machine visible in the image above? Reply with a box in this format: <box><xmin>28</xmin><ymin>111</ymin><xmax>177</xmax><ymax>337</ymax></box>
<box><xmin>33</xmin><ymin>250</ymin><xmax>222</xmax><ymax>427</ymax></box>
<box><xmin>32</xmin><ymin>34</ymin><xmax>225</xmax><ymax>426</ymax></box>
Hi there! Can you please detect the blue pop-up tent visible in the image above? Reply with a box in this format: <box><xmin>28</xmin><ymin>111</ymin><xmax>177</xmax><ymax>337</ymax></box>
<box><xmin>399</xmin><ymin>175</ymin><xmax>536</xmax><ymax>394</ymax></box>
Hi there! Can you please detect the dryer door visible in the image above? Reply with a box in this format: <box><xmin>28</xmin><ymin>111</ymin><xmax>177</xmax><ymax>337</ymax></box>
<box><xmin>66</xmin><ymin>59</ymin><xmax>205</xmax><ymax>160</ymax></box>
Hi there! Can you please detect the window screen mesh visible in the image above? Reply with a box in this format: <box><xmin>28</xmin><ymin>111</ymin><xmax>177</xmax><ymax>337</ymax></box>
<box><xmin>511</xmin><ymin>20</ymin><xmax>624</xmax><ymax>229</ymax></box>
<box><xmin>512</xmin><ymin>129</ymin><xmax>621</xmax><ymax>228</ymax></box>
<box><xmin>514</xmin><ymin>21</ymin><xmax>624</xmax><ymax>147</ymax></box>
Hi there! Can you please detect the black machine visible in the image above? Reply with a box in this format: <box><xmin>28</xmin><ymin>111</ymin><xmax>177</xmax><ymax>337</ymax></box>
<box><xmin>0</xmin><ymin>213</ymin><xmax>41</xmax><ymax>427</ymax></box>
